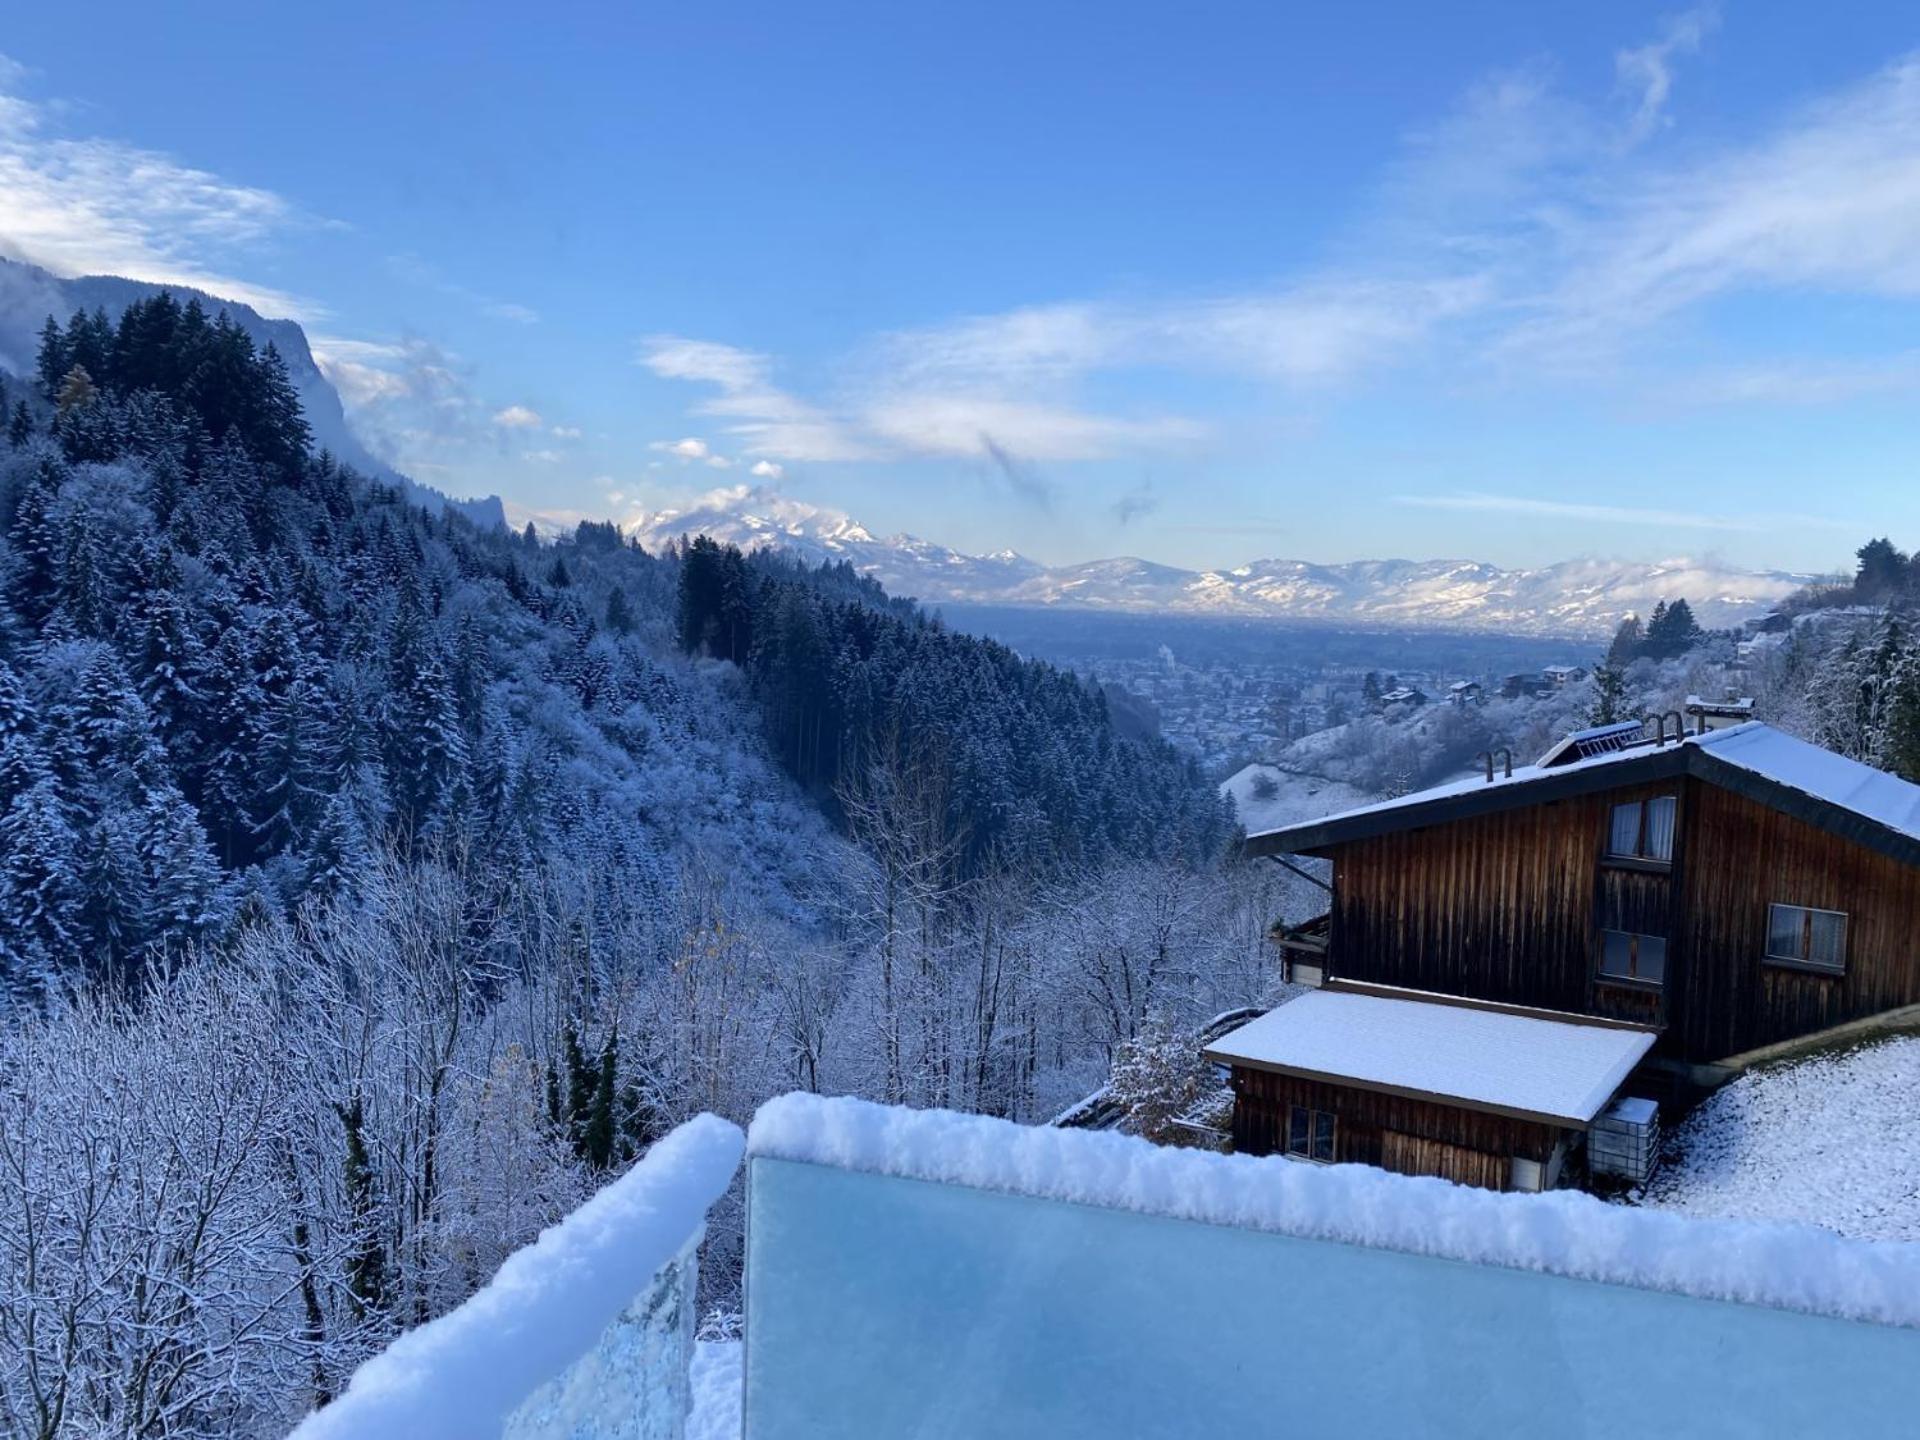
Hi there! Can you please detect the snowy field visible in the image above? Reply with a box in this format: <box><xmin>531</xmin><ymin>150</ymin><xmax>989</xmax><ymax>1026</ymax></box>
<box><xmin>1219</xmin><ymin>763</ymin><xmax>1378</xmax><ymax>836</ymax></box>
<box><xmin>1637</xmin><ymin>1035</ymin><xmax>1920</xmax><ymax>1243</ymax></box>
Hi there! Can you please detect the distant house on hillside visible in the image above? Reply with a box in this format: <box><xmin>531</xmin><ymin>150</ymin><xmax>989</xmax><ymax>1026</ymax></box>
<box><xmin>1500</xmin><ymin>672</ymin><xmax>1549</xmax><ymax>700</ymax></box>
<box><xmin>1447</xmin><ymin>680</ymin><xmax>1483</xmax><ymax>707</ymax></box>
<box><xmin>1379</xmin><ymin>685</ymin><xmax>1427</xmax><ymax>709</ymax></box>
<box><xmin>1220</xmin><ymin>720</ymin><xmax>1920</xmax><ymax>1192</ymax></box>
<box><xmin>1685</xmin><ymin>695</ymin><xmax>1755</xmax><ymax>732</ymax></box>
<box><xmin>1542</xmin><ymin>663</ymin><xmax>1587</xmax><ymax>689</ymax></box>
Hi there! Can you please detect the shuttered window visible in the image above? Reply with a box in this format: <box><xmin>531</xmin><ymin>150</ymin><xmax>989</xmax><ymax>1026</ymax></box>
<box><xmin>1598</xmin><ymin>929</ymin><xmax>1667</xmax><ymax>985</ymax></box>
<box><xmin>1606</xmin><ymin>795</ymin><xmax>1677</xmax><ymax>863</ymax></box>
<box><xmin>1765</xmin><ymin>904</ymin><xmax>1847</xmax><ymax>974</ymax></box>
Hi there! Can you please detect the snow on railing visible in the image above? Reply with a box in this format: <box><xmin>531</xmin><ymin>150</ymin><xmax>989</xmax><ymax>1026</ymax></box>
<box><xmin>745</xmin><ymin>1096</ymin><xmax>1920</xmax><ymax>1439</ymax></box>
<box><xmin>749</xmin><ymin>1093</ymin><xmax>1920</xmax><ymax>1328</ymax></box>
<box><xmin>289</xmin><ymin>1114</ymin><xmax>745</xmax><ymax>1440</ymax></box>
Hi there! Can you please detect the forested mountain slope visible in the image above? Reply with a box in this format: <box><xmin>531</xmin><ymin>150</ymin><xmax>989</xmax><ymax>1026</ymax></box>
<box><xmin>0</xmin><ymin>291</ymin><xmax>1267</xmax><ymax>1439</ymax></box>
<box><xmin>0</xmin><ymin>253</ymin><xmax>507</xmax><ymax>527</ymax></box>
<box><xmin>0</xmin><ymin>291</ymin><xmax>1225</xmax><ymax>1001</ymax></box>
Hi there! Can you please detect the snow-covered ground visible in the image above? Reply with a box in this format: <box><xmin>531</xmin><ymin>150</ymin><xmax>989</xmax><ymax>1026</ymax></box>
<box><xmin>1219</xmin><ymin>762</ymin><xmax>1378</xmax><ymax>836</ymax></box>
<box><xmin>1637</xmin><ymin>1036</ymin><xmax>1920</xmax><ymax>1243</ymax></box>
<box><xmin>687</xmin><ymin>1341</ymin><xmax>743</xmax><ymax>1440</ymax></box>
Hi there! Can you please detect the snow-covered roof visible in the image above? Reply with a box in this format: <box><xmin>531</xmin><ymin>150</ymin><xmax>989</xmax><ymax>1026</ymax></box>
<box><xmin>1204</xmin><ymin>989</ymin><xmax>1655</xmax><ymax>1126</ymax></box>
<box><xmin>1247</xmin><ymin>722</ymin><xmax>1920</xmax><ymax>863</ymax></box>
<box><xmin>1695</xmin><ymin>722</ymin><xmax>1920</xmax><ymax>839</ymax></box>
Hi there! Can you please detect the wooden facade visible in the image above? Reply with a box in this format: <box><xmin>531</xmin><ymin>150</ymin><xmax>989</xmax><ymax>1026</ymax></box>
<box><xmin>1323</xmin><ymin>772</ymin><xmax>1920</xmax><ymax>1064</ymax></box>
<box><xmin>1228</xmin><ymin>1068</ymin><xmax>1563</xmax><ymax>1192</ymax></box>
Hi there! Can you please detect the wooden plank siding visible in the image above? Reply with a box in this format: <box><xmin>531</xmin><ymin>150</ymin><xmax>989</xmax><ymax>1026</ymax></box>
<box><xmin>1229</xmin><ymin>1068</ymin><xmax>1562</xmax><ymax>1192</ymax></box>
<box><xmin>1675</xmin><ymin>784</ymin><xmax>1920</xmax><ymax>1058</ymax></box>
<box><xmin>1379</xmin><ymin>1133</ymin><xmax>1511</xmax><ymax>1192</ymax></box>
<box><xmin>1329</xmin><ymin>779</ymin><xmax>1680</xmax><ymax>1022</ymax></box>
<box><xmin>1323</xmin><ymin>771</ymin><xmax>1920</xmax><ymax>1063</ymax></box>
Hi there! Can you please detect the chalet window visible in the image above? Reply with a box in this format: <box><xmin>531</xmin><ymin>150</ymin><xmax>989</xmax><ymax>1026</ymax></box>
<box><xmin>1765</xmin><ymin>904</ymin><xmax>1848</xmax><ymax>974</ymax></box>
<box><xmin>1606</xmin><ymin>795</ymin><xmax>1676</xmax><ymax>863</ymax></box>
<box><xmin>1598</xmin><ymin>929</ymin><xmax>1666</xmax><ymax>985</ymax></box>
<box><xmin>1286</xmin><ymin>1104</ymin><xmax>1336</xmax><ymax>1163</ymax></box>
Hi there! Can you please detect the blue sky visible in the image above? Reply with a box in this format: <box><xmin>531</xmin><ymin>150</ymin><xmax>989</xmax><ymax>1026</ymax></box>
<box><xmin>2</xmin><ymin>3</ymin><xmax>1918</xmax><ymax>573</ymax></box>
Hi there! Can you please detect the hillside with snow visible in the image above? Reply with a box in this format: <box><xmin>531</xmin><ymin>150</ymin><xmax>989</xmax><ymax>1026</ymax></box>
<box><xmin>1639</xmin><ymin>1036</ymin><xmax>1920</xmax><ymax>1243</ymax></box>
<box><xmin>627</xmin><ymin>485</ymin><xmax>1809</xmax><ymax>639</ymax></box>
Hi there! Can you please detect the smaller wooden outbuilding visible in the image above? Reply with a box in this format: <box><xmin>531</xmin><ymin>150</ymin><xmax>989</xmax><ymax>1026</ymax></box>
<box><xmin>1205</xmin><ymin>983</ymin><xmax>1656</xmax><ymax>1193</ymax></box>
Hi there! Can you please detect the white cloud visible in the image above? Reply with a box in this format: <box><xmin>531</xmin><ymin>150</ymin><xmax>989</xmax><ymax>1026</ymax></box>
<box><xmin>639</xmin><ymin>336</ymin><xmax>878</xmax><ymax>461</ymax></box>
<box><xmin>311</xmin><ymin>337</ymin><xmax>414</xmax><ymax>405</ymax></box>
<box><xmin>649</xmin><ymin>436</ymin><xmax>712</xmax><ymax>460</ymax></box>
<box><xmin>551</xmin><ymin>424</ymin><xmax>583</xmax><ymax>439</ymax></box>
<box><xmin>1616</xmin><ymin>5</ymin><xmax>1719</xmax><ymax>144</ymax></box>
<box><xmin>313</xmin><ymin>334</ymin><xmax>555</xmax><ymax>480</ymax></box>
<box><xmin>311</xmin><ymin>335</ymin><xmax>482</xmax><ymax>466</ymax></box>
<box><xmin>874</xmin><ymin>278</ymin><xmax>1484</xmax><ymax>391</ymax></box>
<box><xmin>1501</xmin><ymin>54</ymin><xmax>1920</xmax><ymax>368</ymax></box>
<box><xmin>706</xmin><ymin>454</ymin><xmax>734</xmax><ymax>469</ymax></box>
<box><xmin>0</xmin><ymin>52</ymin><xmax>311</xmax><ymax>316</ymax></box>
<box><xmin>1396</xmin><ymin>491</ymin><xmax>1850</xmax><ymax>533</ymax></box>
<box><xmin>640</xmin><ymin>279</ymin><xmax>1461</xmax><ymax>468</ymax></box>
<box><xmin>640</xmin><ymin>282</ymin><xmax>1460</xmax><ymax>468</ymax></box>
<box><xmin>749</xmin><ymin>460</ymin><xmax>784</xmax><ymax>479</ymax></box>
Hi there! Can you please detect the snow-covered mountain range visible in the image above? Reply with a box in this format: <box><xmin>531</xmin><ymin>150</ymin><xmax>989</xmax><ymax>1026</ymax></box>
<box><xmin>628</xmin><ymin>484</ymin><xmax>1814</xmax><ymax>638</ymax></box>
<box><xmin>0</xmin><ymin>256</ymin><xmax>1812</xmax><ymax>638</ymax></box>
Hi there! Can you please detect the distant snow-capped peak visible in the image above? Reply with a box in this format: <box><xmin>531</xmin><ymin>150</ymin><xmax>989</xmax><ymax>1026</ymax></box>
<box><xmin>616</xmin><ymin>484</ymin><xmax>1808</xmax><ymax>637</ymax></box>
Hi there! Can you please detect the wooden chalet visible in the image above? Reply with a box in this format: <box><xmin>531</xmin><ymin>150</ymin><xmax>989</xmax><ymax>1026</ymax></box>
<box><xmin>1216</xmin><ymin>719</ymin><xmax>1920</xmax><ymax>1191</ymax></box>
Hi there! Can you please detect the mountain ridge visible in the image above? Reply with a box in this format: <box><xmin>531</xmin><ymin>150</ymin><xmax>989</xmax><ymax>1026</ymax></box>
<box><xmin>0</xmin><ymin>255</ymin><xmax>508</xmax><ymax>530</ymax></box>
<box><xmin>625</xmin><ymin>483</ymin><xmax>1814</xmax><ymax>639</ymax></box>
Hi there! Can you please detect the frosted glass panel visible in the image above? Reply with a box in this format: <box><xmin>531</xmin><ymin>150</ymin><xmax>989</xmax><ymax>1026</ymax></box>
<box><xmin>744</xmin><ymin>1156</ymin><xmax>1920</xmax><ymax>1440</ymax></box>
<box><xmin>505</xmin><ymin>1231</ymin><xmax>700</xmax><ymax>1440</ymax></box>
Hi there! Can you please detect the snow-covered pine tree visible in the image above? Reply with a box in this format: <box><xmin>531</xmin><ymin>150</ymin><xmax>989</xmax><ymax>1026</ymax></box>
<box><xmin>0</xmin><ymin>776</ymin><xmax>81</xmax><ymax>1000</ymax></box>
<box><xmin>1588</xmin><ymin>662</ymin><xmax>1629</xmax><ymax>725</ymax></box>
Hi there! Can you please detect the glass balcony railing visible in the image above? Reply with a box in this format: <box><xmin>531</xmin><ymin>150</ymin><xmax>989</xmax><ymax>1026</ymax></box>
<box><xmin>291</xmin><ymin>1095</ymin><xmax>1920</xmax><ymax>1439</ymax></box>
<box><xmin>287</xmin><ymin>1115</ymin><xmax>744</xmax><ymax>1440</ymax></box>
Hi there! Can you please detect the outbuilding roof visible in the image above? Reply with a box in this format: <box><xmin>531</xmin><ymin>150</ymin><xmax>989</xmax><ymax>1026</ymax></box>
<box><xmin>1203</xmin><ymin>987</ymin><xmax>1656</xmax><ymax>1127</ymax></box>
<box><xmin>1246</xmin><ymin>722</ymin><xmax>1920</xmax><ymax>867</ymax></box>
